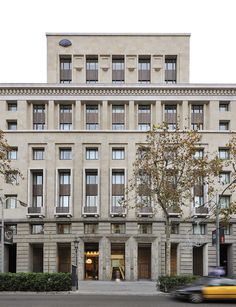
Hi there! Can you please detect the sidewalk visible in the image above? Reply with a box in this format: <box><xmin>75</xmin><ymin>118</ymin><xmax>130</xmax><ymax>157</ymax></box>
<box><xmin>72</xmin><ymin>280</ymin><xmax>164</xmax><ymax>296</ymax></box>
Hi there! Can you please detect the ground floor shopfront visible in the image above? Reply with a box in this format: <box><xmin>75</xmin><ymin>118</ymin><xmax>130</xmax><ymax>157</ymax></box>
<box><xmin>2</xmin><ymin>239</ymin><xmax>236</xmax><ymax>280</ymax></box>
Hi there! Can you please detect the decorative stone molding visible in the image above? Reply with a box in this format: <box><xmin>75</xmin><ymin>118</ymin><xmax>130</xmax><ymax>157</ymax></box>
<box><xmin>0</xmin><ymin>85</ymin><xmax>236</xmax><ymax>97</ymax></box>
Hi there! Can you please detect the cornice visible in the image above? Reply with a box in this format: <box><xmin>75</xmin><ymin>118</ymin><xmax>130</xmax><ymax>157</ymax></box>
<box><xmin>1</xmin><ymin>84</ymin><xmax>236</xmax><ymax>97</ymax></box>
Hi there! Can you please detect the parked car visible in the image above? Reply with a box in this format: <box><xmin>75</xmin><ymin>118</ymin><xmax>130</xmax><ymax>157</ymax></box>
<box><xmin>173</xmin><ymin>277</ymin><xmax>236</xmax><ymax>303</ymax></box>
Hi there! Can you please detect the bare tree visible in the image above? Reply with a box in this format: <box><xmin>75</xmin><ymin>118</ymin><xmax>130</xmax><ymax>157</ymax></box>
<box><xmin>127</xmin><ymin>125</ymin><xmax>223</xmax><ymax>276</ymax></box>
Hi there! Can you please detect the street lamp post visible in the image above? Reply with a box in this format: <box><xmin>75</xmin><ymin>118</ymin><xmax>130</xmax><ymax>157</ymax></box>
<box><xmin>0</xmin><ymin>196</ymin><xmax>27</xmax><ymax>273</ymax></box>
<box><xmin>73</xmin><ymin>238</ymin><xmax>79</xmax><ymax>290</ymax></box>
<box><xmin>215</xmin><ymin>179</ymin><xmax>236</xmax><ymax>268</ymax></box>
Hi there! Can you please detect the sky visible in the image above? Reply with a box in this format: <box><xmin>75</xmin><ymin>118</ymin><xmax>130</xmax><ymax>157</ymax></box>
<box><xmin>0</xmin><ymin>0</ymin><xmax>235</xmax><ymax>84</ymax></box>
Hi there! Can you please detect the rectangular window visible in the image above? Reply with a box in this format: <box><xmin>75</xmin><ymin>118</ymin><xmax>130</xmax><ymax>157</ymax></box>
<box><xmin>219</xmin><ymin>102</ymin><xmax>229</xmax><ymax>112</ymax></box>
<box><xmin>111</xmin><ymin>223</ymin><xmax>125</xmax><ymax>234</ymax></box>
<box><xmin>31</xmin><ymin>224</ymin><xmax>44</xmax><ymax>234</ymax></box>
<box><xmin>111</xmin><ymin>169</ymin><xmax>125</xmax><ymax>214</ymax></box>
<box><xmin>86</xmin><ymin>56</ymin><xmax>98</xmax><ymax>83</ymax></box>
<box><xmin>7</xmin><ymin>121</ymin><xmax>17</xmax><ymax>130</ymax></box>
<box><xmin>194</xmin><ymin>149</ymin><xmax>204</xmax><ymax>159</ymax></box>
<box><xmin>112</xmin><ymin>105</ymin><xmax>125</xmax><ymax>130</ymax></box>
<box><xmin>60</xmin><ymin>56</ymin><xmax>72</xmax><ymax>83</ymax></box>
<box><xmin>164</xmin><ymin>105</ymin><xmax>177</xmax><ymax>130</ymax></box>
<box><xmin>171</xmin><ymin>223</ymin><xmax>179</xmax><ymax>234</ymax></box>
<box><xmin>59</xmin><ymin>171</ymin><xmax>71</xmax><ymax>208</ymax></box>
<box><xmin>191</xmin><ymin>105</ymin><xmax>203</xmax><ymax>130</ymax></box>
<box><xmin>33</xmin><ymin>148</ymin><xmax>44</xmax><ymax>160</ymax></box>
<box><xmin>33</xmin><ymin>105</ymin><xmax>45</xmax><ymax>130</ymax></box>
<box><xmin>138</xmin><ymin>223</ymin><xmax>152</xmax><ymax>234</ymax></box>
<box><xmin>138</xmin><ymin>56</ymin><xmax>150</xmax><ymax>83</ymax></box>
<box><xmin>112</xmin><ymin>171</ymin><xmax>124</xmax><ymax>184</ymax></box>
<box><xmin>86</xmin><ymin>105</ymin><xmax>99</xmax><ymax>130</ymax></box>
<box><xmin>7</xmin><ymin>102</ymin><xmax>17</xmax><ymax>111</ymax></box>
<box><xmin>193</xmin><ymin>224</ymin><xmax>206</xmax><ymax>235</ymax></box>
<box><xmin>32</xmin><ymin>172</ymin><xmax>43</xmax><ymax>207</ymax></box>
<box><xmin>219</xmin><ymin>148</ymin><xmax>230</xmax><ymax>160</ymax></box>
<box><xmin>60</xmin><ymin>105</ymin><xmax>72</xmax><ymax>130</ymax></box>
<box><xmin>84</xmin><ymin>223</ymin><xmax>98</xmax><ymax>234</ymax></box>
<box><xmin>86</xmin><ymin>148</ymin><xmax>98</xmax><ymax>160</ymax></box>
<box><xmin>85</xmin><ymin>170</ymin><xmax>98</xmax><ymax>209</ymax></box>
<box><xmin>165</xmin><ymin>56</ymin><xmax>177</xmax><ymax>83</ymax></box>
<box><xmin>8</xmin><ymin>148</ymin><xmax>17</xmax><ymax>160</ymax></box>
<box><xmin>219</xmin><ymin>121</ymin><xmax>229</xmax><ymax>131</ymax></box>
<box><xmin>219</xmin><ymin>172</ymin><xmax>230</xmax><ymax>185</ymax></box>
<box><xmin>5</xmin><ymin>224</ymin><xmax>17</xmax><ymax>235</ymax></box>
<box><xmin>5</xmin><ymin>195</ymin><xmax>17</xmax><ymax>209</ymax></box>
<box><xmin>59</xmin><ymin>148</ymin><xmax>72</xmax><ymax>160</ymax></box>
<box><xmin>112</xmin><ymin>148</ymin><xmax>125</xmax><ymax>160</ymax></box>
<box><xmin>112</xmin><ymin>56</ymin><xmax>124</xmax><ymax>83</ymax></box>
<box><xmin>219</xmin><ymin>195</ymin><xmax>230</xmax><ymax>209</ymax></box>
<box><xmin>138</xmin><ymin>105</ymin><xmax>151</xmax><ymax>131</ymax></box>
<box><xmin>57</xmin><ymin>224</ymin><xmax>71</xmax><ymax>234</ymax></box>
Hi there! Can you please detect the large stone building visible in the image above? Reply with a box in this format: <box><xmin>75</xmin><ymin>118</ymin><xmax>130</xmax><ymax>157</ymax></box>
<box><xmin>0</xmin><ymin>33</ymin><xmax>236</xmax><ymax>280</ymax></box>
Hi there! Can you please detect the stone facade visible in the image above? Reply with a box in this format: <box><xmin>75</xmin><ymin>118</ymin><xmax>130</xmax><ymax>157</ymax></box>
<box><xmin>0</xmin><ymin>33</ymin><xmax>236</xmax><ymax>280</ymax></box>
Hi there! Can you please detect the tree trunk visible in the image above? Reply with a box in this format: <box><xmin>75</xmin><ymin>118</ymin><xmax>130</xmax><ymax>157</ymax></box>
<box><xmin>165</xmin><ymin>216</ymin><xmax>171</xmax><ymax>276</ymax></box>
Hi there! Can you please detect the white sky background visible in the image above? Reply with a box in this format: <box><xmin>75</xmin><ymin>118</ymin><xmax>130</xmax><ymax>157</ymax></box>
<box><xmin>0</xmin><ymin>0</ymin><xmax>235</xmax><ymax>84</ymax></box>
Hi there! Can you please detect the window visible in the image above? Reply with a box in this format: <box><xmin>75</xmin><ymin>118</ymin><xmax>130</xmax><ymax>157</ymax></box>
<box><xmin>193</xmin><ymin>223</ymin><xmax>206</xmax><ymax>235</ymax></box>
<box><xmin>5</xmin><ymin>224</ymin><xmax>17</xmax><ymax>235</ymax></box>
<box><xmin>164</xmin><ymin>105</ymin><xmax>177</xmax><ymax>130</ymax></box>
<box><xmin>171</xmin><ymin>223</ymin><xmax>179</xmax><ymax>234</ymax></box>
<box><xmin>60</xmin><ymin>105</ymin><xmax>72</xmax><ymax>130</ymax></box>
<box><xmin>60</xmin><ymin>56</ymin><xmax>72</xmax><ymax>83</ymax></box>
<box><xmin>219</xmin><ymin>102</ymin><xmax>229</xmax><ymax>112</ymax></box>
<box><xmin>219</xmin><ymin>172</ymin><xmax>230</xmax><ymax>185</ymax></box>
<box><xmin>86</xmin><ymin>105</ymin><xmax>99</xmax><ymax>130</ymax></box>
<box><xmin>112</xmin><ymin>105</ymin><xmax>125</xmax><ymax>130</ymax></box>
<box><xmin>112</xmin><ymin>171</ymin><xmax>124</xmax><ymax>184</ymax></box>
<box><xmin>194</xmin><ymin>149</ymin><xmax>204</xmax><ymax>159</ymax></box>
<box><xmin>86</xmin><ymin>56</ymin><xmax>98</xmax><ymax>83</ymax></box>
<box><xmin>31</xmin><ymin>224</ymin><xmax>44</xmax><ymax>234</ymax></box>
<box><xmin>138</xmin><ymin>57</ymin><xmax>150</xmax><ymax>83</ymax></box>
<box><xmin>222</xmin><ymin>224</ymin><xmax>231</xmax><ymax>235</ymax></box>
<box><xmin>112</xmin><ymin>148</ymin><xmax>125</xmax><ymax>160</ymax></box>
<box><xmin>165</xmin><ymin>56</ymin><xmax>177</xmax><ymax>83</ymax></box>
<box><xmin>219</xmin><ymin>195</ymin><xmax>230</xmax><ymax>209</ymax></box>
<box><xmin>84</xmin><ymin>223</ymin><xmax>98</xmax><ymax>234</ymax></box>
<box><xmin>138</xmin><ymin>223</ymin><xmax>152</xmax><ymax>234</ymax></box>
<box><xmin>191</xmin><ymin>105</ymin><xmax>203</xmax><ymax>130</ymax></box>
<box><xmin>8</xmin><ymin>148</ymin><xmax>17</xmax><ymax>160</ymax></box>
<box><xmin>219</xmin><ymin>148</ymin><xmax>230</xmax><ymax>160</ymax></box>
<box><xmin>33</xmin><ymin>105</ymin><xmax>45</xmax><ymax>130</ymax></box>
<box><xmin>85</xmin><ymin>170</ymin><xmax>98</xmax><ymax>209</ymax></box>
<box><xmin>5</xmin><ymin>195</ymin><xmax>17</xmax><ymax>209</ymax></box>
<box><xmin>138</xmin><ymin>105</ymin><xmax>151</xmax><ymax>131</ymax></box>
<box><xmin>7</xmin><ymin>121</ymin><xmax>17</xmax><ymax>130</ymax></box>
<box><xmin>8</xmin><ymin>102</ymin><xmax>17</xmax><ymax>111</ymax></box>
<box><xmin>86</xmin><ymin>148</ymin><xmax>98</xmax><ymax>160</ymax></box>
<box><xmin>219</xmin><ymin>121</ymin><xmax>229</xmax><ymax>131</ymax></box>
<box><xmin>57</xmin><ymin>224</ymin><xmax>71</xmax><ymax>234</ymax></box>
<box><xmin>59</xmin><ymin>148</ymin><xmax>72</xmax><ymax>160</ymax></box>
<box><xmin>112</xmin><ymin>56</ymin><xmax>124</xmax><ymax>83</ymax></box>
<box><xmin>58</xmin><ymin>170</ymin><xmax>71</xmax><ymax>208</ymax></box>
<box><xmin>111</xmin><ymin>223</ymin><xmax>125</xmax><ymax>234</ymax></box>
<box><xmin>194</xmin><ymin>196</ymin><xmax>204</xmax><ymax>207</ymax></box>
<box><xmin>32</xmin><ymin>172</ymin><xmax>43</xmax><ymax>207</ymax></box>
<box><xmin>33</xmin><ymin>148</ymin><xmax>44</xmax><ymax>160</ymax></box>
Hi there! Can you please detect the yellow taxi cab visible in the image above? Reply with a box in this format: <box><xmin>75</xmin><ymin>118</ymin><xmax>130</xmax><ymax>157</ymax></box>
<box><xmin>174</xmin><ymin>278</ymin><xmax>236</xmax><ymax>303</ymax></box>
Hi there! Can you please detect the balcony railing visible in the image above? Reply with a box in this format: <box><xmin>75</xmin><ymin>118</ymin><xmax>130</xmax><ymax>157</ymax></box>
<box><xmin>54</xmin><ymin>206</ymin><xmax>72</xmax><ymax>217</ymax></box>
<box><xmin>137</xmin><ymin>206</ymin><xmax>153</xmax><ymax>217</ymax></box>
<box><xmin>167</xmin><ymin>206</ymin><xmax>181</xmax><ymax>217</ymax></box>
<box><xmin>83</xmin><ymin>205</ymin><xmax>99</xmax><ymax>216</ymax></box>
<box><xmin>27</xmin><ymin>206</ymin><xmax>45</xmax><ymax>217</ymax></box>
<box><xmin>192</xmin><ymin>206</ymin><xmax>209</xmax><ymax>217</ymax></box>
<box><xmin>110</xmin><ymin>206</ymin><xmax>126</xmax><ymax>216</ymax></box>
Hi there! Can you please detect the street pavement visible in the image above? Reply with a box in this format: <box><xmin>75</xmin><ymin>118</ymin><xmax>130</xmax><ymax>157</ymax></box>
<box><xmin>0</xmin><ymin>294</ymin><xmax>232</xmax><ymax>307</ymax></box>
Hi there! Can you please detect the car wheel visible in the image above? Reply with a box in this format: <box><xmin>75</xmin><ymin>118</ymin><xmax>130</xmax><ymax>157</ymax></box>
<box><xmin>189</xmin><ymin>293</ymin><xmax>203</xmax><ymax>303</ymax></box>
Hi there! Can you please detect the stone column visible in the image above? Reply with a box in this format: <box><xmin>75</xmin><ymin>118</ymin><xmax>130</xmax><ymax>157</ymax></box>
<box><xmin>101</xmin><ymin>101</ymin><xmax>108</xmax><ymax>130</ymax></box>
<box><xmin>47</xmin><ymin>100</ymin><xmax>54</xmax><ymax>130</ymax></box>
<box><xmin>128</xmin><ymin>100</ymin><xmax>135</xmax><ymax>130</ymax></box>
<box><xmin>151</xmin><ymin>239</ymin><xmax>159</xmax><ymax>280</ymax></box>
